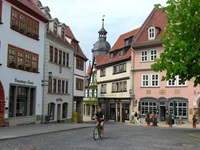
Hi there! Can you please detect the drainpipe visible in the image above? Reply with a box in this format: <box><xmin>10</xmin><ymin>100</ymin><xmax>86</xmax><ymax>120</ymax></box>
<box><xmin>72</xmin><ymin>51</ymin><xmax>75</xmax><ymax>122</ymax></box>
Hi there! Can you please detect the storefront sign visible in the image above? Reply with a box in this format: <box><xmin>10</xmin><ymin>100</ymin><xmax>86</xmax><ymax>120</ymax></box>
<box><xmin>14</xmin><ymin>78</ymin><xmax>34</xmax><ymax>85</ymax></box>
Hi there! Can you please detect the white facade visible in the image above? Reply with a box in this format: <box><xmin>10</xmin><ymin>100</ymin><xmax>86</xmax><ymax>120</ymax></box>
<box><xmin>0</xmin><ymin>0</ymin><xmax>47</xmax><ymax>125</ymax></box>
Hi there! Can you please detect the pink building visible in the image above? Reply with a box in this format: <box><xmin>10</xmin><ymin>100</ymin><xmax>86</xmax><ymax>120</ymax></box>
<box><xmin>131</xmin><ymin>7</ymin><xmax>200</xmax><ymax>122</ymax></box>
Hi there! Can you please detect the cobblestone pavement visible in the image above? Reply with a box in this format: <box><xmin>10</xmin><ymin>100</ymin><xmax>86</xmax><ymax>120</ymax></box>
<box><xmin>0</xmin><ymin>122</ymin><xmax>200</xmax><ymax>150</ymax></box>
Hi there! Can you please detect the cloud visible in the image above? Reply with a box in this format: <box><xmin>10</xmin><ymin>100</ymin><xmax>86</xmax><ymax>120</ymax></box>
<box><xmin>40</xmin><ymin>0</ymin><xmax>167</xmax><ymax>61</ymax></box>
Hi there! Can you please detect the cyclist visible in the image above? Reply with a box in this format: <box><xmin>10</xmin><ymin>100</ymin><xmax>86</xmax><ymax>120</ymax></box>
<box><xmin>95</xmin><ymin>106</ymin><xmax>105</xmax><ymax>134</ymax></box>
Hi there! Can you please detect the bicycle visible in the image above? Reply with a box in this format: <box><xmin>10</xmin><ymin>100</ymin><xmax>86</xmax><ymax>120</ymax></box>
<box><xmin>93</xmin><ymin>120</ymin><xmax>103</xmax><ymax>140</ymax></box>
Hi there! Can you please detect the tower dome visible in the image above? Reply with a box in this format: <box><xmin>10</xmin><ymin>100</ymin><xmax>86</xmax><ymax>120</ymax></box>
<box><xmin>92</xmin><ymin>18</ymin><xmax>111</xmax><ymax>57</ymax></box>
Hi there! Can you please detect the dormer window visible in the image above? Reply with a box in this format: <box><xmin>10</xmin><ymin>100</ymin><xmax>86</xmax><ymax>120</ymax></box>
<box><xmin>120</xmin><ymin>50</ymin><xmax>124</xmax><ymax>56</ymax></box>
<box><xmin>148</xmin><ymin>26</ymin><xmax>155</xmax><ymax>40</ymax></box>
<box><xmin>110</xmin><ymin>53</ymin><xmax>113</xmax><ymax>59</ymax></box>
<box><xmin>61</xmin><ymin>27</ymin><xmax>65</xmax><ymax>40</ymax></box>
<box><xmin>53</xmin><ymin>22</ymin><xmax>57</xmax><ymax>35</ymax></box>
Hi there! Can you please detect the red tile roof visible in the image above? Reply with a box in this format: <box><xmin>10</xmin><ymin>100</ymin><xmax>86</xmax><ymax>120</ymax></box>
<box><xmin>95</xmin><ymin>55</ymin><xmax>105</xmax><ymax>65</ymax></box>
<box><xmin>97</xmin><ymin>28</ymin><xmax>139</xmax><ymax>67</ymax></box>
<box><xmin>86</xmin><ymin>62</ymin><xmax>92</xmax><ymax>77</ymax></box>
<box><xmin>111</xmin><ymin>28</ymin><xmax>140</xmax><ymax>51</ymax></box>
<box><xmin>17</xmin><ymin>0</ymin><xmax>48</xmax><ymax>21</ymax></box>
<box><xmin>65</xmin><ymin>26</ymin><xmax>87</xmax><ymax>60</ymax></box>
<box><xmin>132</xmin><ymin>8</ymin><xmax>167</xmax><ymax>47</ymax></box>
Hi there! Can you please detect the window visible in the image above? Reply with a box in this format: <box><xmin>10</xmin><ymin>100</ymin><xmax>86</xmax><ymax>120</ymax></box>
<box><xmin>62</xmin><ymin>103</ymin><xmax>68</xmax><ymax>118</ymax></box>
<box><xmin>169</xmin><ymin>101</ymin><xmax>187</xmax><ymax>118</ymax></box>
<box><xmin>100</xmin><ymin>68</ymin><xmax>106</xmax><ymax>77</ymax></box>
<box><xmin>10</xmin><ymin>7</ymin><xmax>39</xmax><ymax>39</ymax></box>
<box><xmin>141</xmin><ymin>50</ymin><xmax>148</xmax><ymax>62</ymax></box>
<box><xmin>59</xmin><ymin>50</ymin><xmax>62</xmax><ymax>65</ymax></box>
<box><xmin>76</xmin><ymin>58</ymin><xmax>84</xmax><ymax>71</ymax></box>
<box><xmin>167</xmin><ymin>76</ymin><xmax>186</xmax><ymax>86</ymax></box>
<box><xmin>19</xmin><ymin>15</ymin><xmax>25</xmax><ymax>29</ymax></box>
<box><xmin>48</xmin><ymin>103</ymin><xmax>55</xmax><ymax>120</ymax></box>
<box><xmin>150</xmin><ymin>50</ymin><xmax>157</xmax><ymax>61</ymax></box>
<box><xmin>11</xmin><ymin>10</ymin><xmax>18</xmax><ymax>26</ymax></box>
<box><xmin>33</xmin><ymin>22</ymin><xmax>38</xmax><ymax>36</ymax></box>
<box><xmin>67</xmin><ymin>53</ymin><xmax>69</xmax><ymax>67</ymax></box>
<box><xmin>101</xmin><ymin>84</ymin><xmax>107</xmax><ymax>94</ymax></box>
<box><xmin>0</xmin><ymin>0</ymin><xmax>2</xmax><ymax>23</ymax></box>
<box><xmin>62</xmin><ymin>80</ymin><xmax>65</xmax><ymax>93</ymax></box>
<box><xmin>61</xmin><ymin>27</ymin><xmax>65</xmax><ymax>40</ymax></box>
<box><xmin>110</xmin><ymin>53</ymin><xmax>113</xmax><ymax>59</ymax></box>
<box><xmin>113</xmin><ymin>63</ymin><xmax>126</xmax><ymax>74</ymax></box>
<box><xmin>112</xmin><ymin>81</ymin><xmax>127</xmax><ymax>92</ymax></box>
<box><xmin>148</xmin><ymin>26</ymin><xmax>155</xmax><ymax>40</ymax></box>
<box><xmin>53</xmin><ymin>22</ymin><xmax>57</xmax><ymax>35</ymax></box>
<box><xmin>53</xmin><ymin>79</ymin><xmax>57</xmax><ymax>93</ymax></box>
<box><xmin>54</xmin><ymin>48</ymin><xmax>58</xmax><ymax>63</ymax></box>
<box><xmin>63</xmin><ymin>52</ymin><xmax>66</xmax><ymax>66</ymax></box>
<box><xmin>141</xmin><ymin>101</ymin><xmax>157</xmax><ymax>115</ymax></box>
<box><xmin>58</xmin><ymin>80</ymin><xmax>61</xmax><ymax>93</ymax></box>
<box><xmin>8</xmin><ymin>44</ymin><xmax>39</xmax><ymax>72</ymax></box>
<box><xmin>65</xmin><ymin>81</ymin><xmax>68</xmax><ymax>93</ymax></box>
<box><xmin>49</xmin><ymin>46</ymin><xmax>53</xmax><ymax>62</ymax></box>
<box><xmin>120</xmin><ymin>50</ymin><xmax>124</xmax><ymax>56</ymax></box>
<box><xmin>151</xmin><ymin>74</ymin><xmax>159</xmax><ymax>86</ymax></box>
<box><xmin>76</xmin><ymin>78</ymin><xmax>84</xmax><ymax>91</ymax></box>
<box><xmin>27</xmin><ymin>19</ymin><xmax>32</xmax><ymax>33</ymax></box>
<box><xmin>141</xmin><ymin>74</ymin><xmax>159</xmax><ymax>87</ymax></box>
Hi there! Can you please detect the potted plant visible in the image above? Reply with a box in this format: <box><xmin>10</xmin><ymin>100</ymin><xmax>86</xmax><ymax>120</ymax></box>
<box><xmin>192</xmin><ymin>114</ymin><xmax>197</xmax><ymax>128</ymax></box>
<box><xmin>18</xmin><ymin>64</ymin><xmax>24</xmax><ymax>69</ymax></box>
<box><xmin>32</xmin><ymin>68</ymin><xmax>38</xmax><ymax>72</ymax></box>
<box><xmin>9</xmin><ymin>61</ymin><xmax>16</xmax><ymax>67</ymax></box>
<box><xmin>145</xmin><ymin>112</ymin><xmax>151</xmax><ymax>126</ymax></box>
<box><xmin>168</xmin><ymin>114</ymin><xmax>173</xmax><ymax>127</ymax></box>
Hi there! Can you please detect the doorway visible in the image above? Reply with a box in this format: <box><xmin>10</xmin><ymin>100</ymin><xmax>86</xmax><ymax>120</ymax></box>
<box><xmin>0</xmin><ymin>81</ymin><xmax>5</xmax><ymax>126</ymax></box>
<box><xmin>57</xmin><ymin>104</ymin><xmax>61</xmax><ymax>122</ymax></box>
<box><xmin>160</xmin><ymin>106</ymin><xmax>166</xmax><ymax>121</ymax></box>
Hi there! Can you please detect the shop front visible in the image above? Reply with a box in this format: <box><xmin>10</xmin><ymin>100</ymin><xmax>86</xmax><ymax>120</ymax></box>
<box><xmin>8</xmin><ymin>84</ymin><xmax>36</xmax><ymax>126</ymax></box>
<box><xmin>139</xmin><ymin>97</ymin><xmax>188</xmax><ymax>121</ymax></box>
<box><xmin>99</xmin><ymin>98</ymin><xmax>131</xmax><ymax>122</ymax></box>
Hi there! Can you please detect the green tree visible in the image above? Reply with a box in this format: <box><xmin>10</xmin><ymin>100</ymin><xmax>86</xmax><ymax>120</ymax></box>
<box><xmin>152</xmin><ymin>0</ymin><xmax>200</xmax><ymax>86</ymax></box>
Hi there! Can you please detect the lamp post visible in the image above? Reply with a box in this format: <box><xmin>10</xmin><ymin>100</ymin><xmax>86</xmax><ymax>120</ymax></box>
<box><xmin>41</xmin><ymin>72</ymin><xmax>52</xmax><ymax>123</ymax></box>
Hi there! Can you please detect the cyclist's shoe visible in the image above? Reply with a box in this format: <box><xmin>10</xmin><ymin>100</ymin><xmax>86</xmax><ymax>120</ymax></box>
<box><xmin>102</xmin><ymin>130</ymin><xmax>104</xmax><ymax>134</ymax></box>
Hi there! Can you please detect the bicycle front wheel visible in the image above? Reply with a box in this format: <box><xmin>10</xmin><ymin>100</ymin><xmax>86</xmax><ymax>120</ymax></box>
<box><xmin>93</xmin><ymin>126</ymin><xmax>98</xmax><ymax>140</ymax></box>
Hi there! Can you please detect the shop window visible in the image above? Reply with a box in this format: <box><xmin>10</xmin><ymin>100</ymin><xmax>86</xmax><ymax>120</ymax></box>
<box><xmin>62</xmin><ymin>103</ymin><xmax>68</xmax><ymax>118</ymax></box>
<box><xmin>48</xmin><ymin>103</ymin><xmax>55</xmax><ymax>120</ymax></box>
<box><xmin>141</xmin><ymin>100</ymin><xmax>157</xmax><ymax>115</ymax></box>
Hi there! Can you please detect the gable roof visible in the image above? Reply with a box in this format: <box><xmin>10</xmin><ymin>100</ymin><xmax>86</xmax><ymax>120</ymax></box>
<box><xmin>97</xmin><ymin>28</ymin><xmax>139</xmax><ymax>67</ymax></box>
<box><xmin>111</xmin><ymin>28</ymin><xmax>140</xmax><ymax>51</ymax></box>
<box><xmin>132</xmin><ymin>7</ymin><xmax>167</xmax><ymax>48</ymax></box>
<box><xmin>86</xmin><ymin>62</ymin><xmax>92</xmax><ymax>77</ymax></box>
<box><xmin>65</xmin><ymin>26</ymin><xmax>87</xmax><ymax>61</ymax></box>
<box><xmin>95</xmin><ymin>55</ymin><xmax>105</xmax><ymax>65</ymax></box>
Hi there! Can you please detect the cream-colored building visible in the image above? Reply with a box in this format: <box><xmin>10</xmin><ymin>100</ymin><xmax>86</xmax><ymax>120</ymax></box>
<box><xmin>96</xmin><ymin>28</ymin><xmax>139</xmax><ymax>122</ymax></box>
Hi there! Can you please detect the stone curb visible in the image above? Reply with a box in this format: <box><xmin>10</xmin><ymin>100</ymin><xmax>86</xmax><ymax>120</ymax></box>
<box><xmin>0</xmin><ymin>125</ymin><xmax>94</xmax><ymax>141</ymax></box>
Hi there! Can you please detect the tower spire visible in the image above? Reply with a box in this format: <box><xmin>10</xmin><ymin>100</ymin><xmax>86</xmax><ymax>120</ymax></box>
<box><xmin>102</xmin><ymin>15</ymin><xmax>105</xmax><ymax>29</ymax></box>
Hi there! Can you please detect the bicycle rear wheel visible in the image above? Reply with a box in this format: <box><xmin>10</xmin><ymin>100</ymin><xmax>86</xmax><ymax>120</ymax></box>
<box><xmin>93</xmin><ymin>126</ymin><xmax>98</xmax><ymax>140</ymax></box>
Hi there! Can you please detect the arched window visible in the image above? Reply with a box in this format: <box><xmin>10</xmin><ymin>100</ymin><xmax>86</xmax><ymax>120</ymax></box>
<box><xmin>62</xmin><ymin>103</ymin><xmax>68</xmax><ymax>118</ymax></box>
<box><xmin>48</xmin><ymin>103</ymin><xmax>55</xmax><ymax>120</ymax></box>
<box><xmin>148</xmin><ymin>26</ymin><xmax>155</xmax><ymax>40</ymax></box>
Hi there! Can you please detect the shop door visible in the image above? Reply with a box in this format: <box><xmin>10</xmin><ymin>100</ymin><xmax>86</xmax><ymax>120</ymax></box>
<box><xmin>160</xmin><ymin>106</ymin><xmax>166</xmax><ymax>121</ymax></box>
<box><xmin>122</xmin><ymin>108</ymin><xmax>125</xmax><ymax>122</ymax></box>
<box><xmin>57</xmin><ymin>104</ymin><xmax>61</xmax><ymax>122</ymax></box>
<box><xmin>117</xmin><ymin>108</ymin><xmax>120</xmax><ymax>122</ymax></box>
<box><xmin>0</xmin><ymin>81</ymin><xmax>5</xmax><ymax>126</ymax></box>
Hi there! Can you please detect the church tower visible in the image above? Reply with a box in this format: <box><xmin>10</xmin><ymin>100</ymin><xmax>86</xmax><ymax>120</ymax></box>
<box><xmin>92</xmin><ymin>17</ymin><xmax>111</xmax><ymax>57</ymax></box>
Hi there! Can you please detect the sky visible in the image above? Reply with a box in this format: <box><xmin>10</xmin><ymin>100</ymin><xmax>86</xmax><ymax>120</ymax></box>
<box><xmin>40</xmin><ymin>0</ymin><xmax>167</xmax><ymax>63</ymax></box>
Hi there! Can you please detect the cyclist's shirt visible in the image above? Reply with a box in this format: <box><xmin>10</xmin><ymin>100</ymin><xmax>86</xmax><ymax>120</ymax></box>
<box><xmin>96</xmin><ymin>111</ymin><xmax>104</xmax><ymax>122</ymax></box>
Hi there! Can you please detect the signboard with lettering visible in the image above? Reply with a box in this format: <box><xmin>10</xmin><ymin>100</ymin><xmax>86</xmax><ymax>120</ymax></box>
<box><xmin>14</xmin><ymin>78</ymin><xmax>34</xmax><ymax>85</ymax></box>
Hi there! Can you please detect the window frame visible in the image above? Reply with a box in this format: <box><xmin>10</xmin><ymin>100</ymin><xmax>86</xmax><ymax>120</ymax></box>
<box><xmin>150</xmin><ymin>49</ymin><xmax>157</xmax><ymax>61</ymax></box>
<box><xmin>100</xmin><ymin>68</ymin><xmax>106</xmax><ymax>77</ymax></box>
<box><xmin>141</xmin><ymin>50</ymin><xmax>148</xmax><ymax>62</ymax></box>
<box><xmin>113</xmin><ymin>63</ymin><xmax>126</xmax><ymax>74</ymax></box>
<box><xmin>167</xmin><ymin>76</ymin><xmax>187</xmax><ymax>87</ymax></box>
<box><xmin>76</xmin><ymin>78</ymin><xmax>84</xmax><ymax>91</ymax></box>
<box><xmin>148</xmin><ymin>26</ymin><xmax>155</xmax><ymax>40</ymax></box>
<box><xmin>76</xmin><ymin>58</ymin><xmax>84</xmax><ymax>71</ymax></box>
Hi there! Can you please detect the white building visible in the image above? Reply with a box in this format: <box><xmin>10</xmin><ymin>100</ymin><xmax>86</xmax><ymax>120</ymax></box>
<box><xmin>37</xmin><ymin>1</ymin><xmax>75</xmax><ymax>123</ymax></box>
<box><xmin>0</xmin><ymin>0</ymin><xmax>48</xmax><ymax>126</ymax></box>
